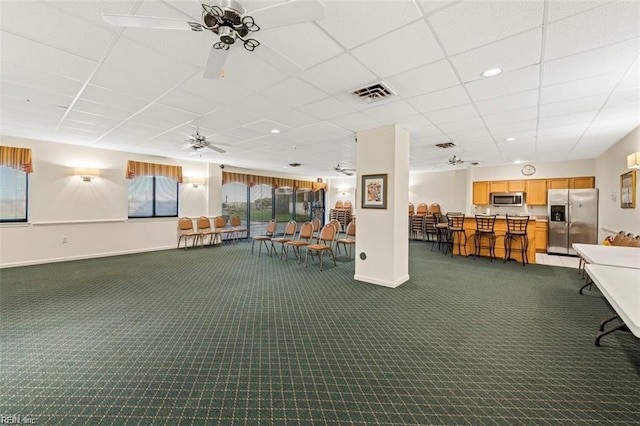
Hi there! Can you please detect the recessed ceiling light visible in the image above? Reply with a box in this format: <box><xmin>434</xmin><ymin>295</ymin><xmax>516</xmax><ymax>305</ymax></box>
<box><xmin>270</xmin><ymin>128</ymin><xmax>280</xmax><ymax>134</ymax></box>
<box><xmin>481</xmin><ymin>67</ymin><xmax>503</xmax><ymax>78</ymax></box>
<box><xmin>505</xmin><ymin>137</ymin><xmax>516</xmax><ymax>142</ymax></box>
<box><xmin>514</xmin><ymin>160</ymin><xmax>524</xmax><ymax>164</ymax></box>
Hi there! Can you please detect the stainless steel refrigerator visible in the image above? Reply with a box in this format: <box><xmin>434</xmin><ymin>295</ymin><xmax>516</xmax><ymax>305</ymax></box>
<box><xmin>548</xmin><ymin>188</ymin><xmax>598</xmax><ymax>255</ymax></box>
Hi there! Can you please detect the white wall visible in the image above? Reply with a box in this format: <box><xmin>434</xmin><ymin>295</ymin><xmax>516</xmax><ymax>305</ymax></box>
<box><xmin>327</xmin><ymin>176</ymin><xmax>357</xmax><ymax>219</ymax></box>
<box><xmin>595</xmin><ymin>126</ymin><xmax>640</xmax><ymax>240</ymax></box>
<box><xmin>0</xmin><ymin>136</ymin><xmax>218</xmax><ymax>267</ymax></box>
<box><xmin>409</xmin><ymin>169</ymin><xmax>468</xmax><ymax>214</ymax></box>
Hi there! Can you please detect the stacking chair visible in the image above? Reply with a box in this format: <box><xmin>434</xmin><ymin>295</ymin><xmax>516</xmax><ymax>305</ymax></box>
<box><xmin>627</xmin><ymin>235</ymin><xmax>640</xmax><ymax>247</ymax></box>
<box><xmin>470</xmin><ymin>214</ymin><xmax>497</xmax><ymax>261</ymax></box>
<box><xmin>252</xmin><ymin>219</ymin><xmax>277</xmax><ymax>256</ymax></box>
<box><xmin>196</xmin><ymin>216</ymin><xmax>217</xmax><ymax>246</ymax></box>
<box><xmin>329</xmin><ymin>219</ymin><xmax>341</xmax><ymax>237</ymax></box>
<box><xmin>311</xmin><ymin>217</ymin><xmax>322</xmax><ymax>239</ymax></box>
<box><xmin>285</xmin><ymin>221</ymin><xmax>314</xmax><ymax>263</ymax></box>
<box><xmin>619</xmin><ymin>233</ymin><xmax>634</xmax><ymax>246</ymax></box>
<box><xmin>177</xmin><ymin>217</ymin><xmax>200</xmax><ymax>249</ymax></box>
<box><xmin>579</xmin><ymin>230</ymin><xmax>625</xmax><ymax>275</ymax></box>
<box><xmin>416</xmin><ymin>203</ymin><xmax>428</xmax><ymax>217</ymax></box>
<box><xmin>611</xmin><ymin>231</ymin><xmax>627</xmax><ymax>245</ymax></box>
<box><xmin>428</xmin><ymin>203</ymin><xmax>441</xmax><ymax>214</ymax></box>
<box><xmin>270</xmin><ymin>220</ymin><xmax>298</xmax><ymax>259</ymax></box>
<box><xmin>343</xmin><ymin>200</ymin><xmax>352</xmax><ymax>212</ymax></box>
<box><xmin>410</xmin><ymin>215</ymin><xmax>424</xmax><ymax>240</ymax></box>
<box><xmin>305</xmin><ymin>223</ymin><xmax>337</xmax><ymax>270</ymax></box>
<box><xmin>423</xmin><ymin>214</ymin><xmax>438</xmax><ymax>248</ymax></box>
<box><xmin>408</xmin><ymin>203</ymin><xmax>415</xmax><ymax>216</ymax></box>
<box><xmin>504</xmin><ymin>214</ymin><xmax>530</xmax><ymax>266</ymax></box>
<box><xmin>445</xmin><ymin>213</ymin><xmax>467</xmax><ymax>257</ymax></box>
<box><xmin>336</xmin><ymin>220</ymin><xmax>356</xmax><ymax>260</ymax></box>
<box><xmin>335</xmin><ymin>200</ymin><xmax>343</xmax><ymax>209</ymax></box>
<box><xmin>229</xmin><ymin>215</ymin><xmax>248</xmax><ymax>243</ymax></box>
<box><xmin>213</xmin><ymin>216</ymin><xmax>234</xmax><ymax>244</ymax></box>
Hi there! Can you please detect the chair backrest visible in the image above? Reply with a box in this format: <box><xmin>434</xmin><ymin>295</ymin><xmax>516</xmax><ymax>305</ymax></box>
<box><xmin>416</xmin><ymin>203</ymin><xmax>428</xmax><ymax>216</ymax></box>
<box><xmin>424</xmin><ymin>214</ymin><xmax>437</xmax><ymax>233</ymax></box>
<box><xmin>283</xmin><ymin>220</ymin><xmax>298</xmax><ymax>237</ymax></box>
<box><xmin>343</xmin><ymin>200</ymin><xmax>352</xmax><ymax>212</ymax></box>
<box><xmin>335</xmin><ymin>200</ymin><xmax>343</xmax><ymax>209</ymax></box>
<box><xmin>297</xmin><ymin>222</ymin><xmax>314</xmax><ymax>240</ymax></box>
<box><xmin>213</xmin><ymin>216</ymin><xmax>227</xmax><ymax>229</ymax></box>
<box><xmin>230</xmin><ymin>215</ymin><xmax>242</xmax><ymax>227</ymax></box>
<box><xmin>345</xmin><ymin>220</ymin><xmax>356</xmax><ymax>237</ymax></box>
<box><xmin>329</xmin><ymin>219</ymin><xmax>341</xmax><ymax>234</ymax></box>
<box><xmin>474</xmin><ymin>214</ymin><xmax>496</xmax><ymax>231</ymax></box>
<box><xmin>627</xmin><ymin>235</ymin><xmax>640</xmax><ymax>247</ymax></box>
<box><xmin>619</xmin><ymin>233</ymin><xmax>633</xmax><ymax>246</ymax></box>
<box><xmin>197</xmin><ymin>216</ymin><xmax>212</xmax><ymax>231</ymax></box>
<box><xmin>318</xmin><ymin>224</ymin><xmax>337</xmax><ymax>243</ymax></box>
<box><xmin>311</xmin><ymin>218</ymin><xmax>321</xmax><ymax>233</ymax></box>
<box><xmin>178</xmin><ymin>217</ymin><xmax>194</xmax><ymax>232</ymax></box>
<box><xmin>408</xmin><ymin>203</ymin><xmax>415</xmax><ymax>215</ymax></box>
<box><xmin>428</xmin><ymin>203</ymin><xmax>441</xmax><ymax>214</ymax></box>
<box><xmin>447</xmin><ymin>214</ymin><xmax>465</xmax><ymax>230</ymax></box>
<box><xmin>506</xmin><ymin>214</ymin><xmax>529</xmax><ymax>232</ymax></box>
<box><xmin>612</xmin><ymin>231</ymin><xmax>626</xmax><ymax>245</ymax></box>
<box><xmin>265</xmin><ymin>219</ymin><xmax>277</xmax><ymax>236</ymax></box>
<box><xmin>411</xmin><ymin>215</ymin><xmax>424</xmax><ymax>230</ymax></box>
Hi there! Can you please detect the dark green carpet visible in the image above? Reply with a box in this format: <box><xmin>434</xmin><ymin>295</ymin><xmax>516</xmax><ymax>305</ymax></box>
<box><xmin>1</xmin><ymin>241</ymin><xmax>639</xmax><ymax>425</ymax></box>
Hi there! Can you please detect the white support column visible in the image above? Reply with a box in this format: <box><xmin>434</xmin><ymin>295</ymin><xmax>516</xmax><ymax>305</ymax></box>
<box><xmin>354</xmin><ymin>125</ymin><xmax>410</xmax><ymax>288</ymax></box>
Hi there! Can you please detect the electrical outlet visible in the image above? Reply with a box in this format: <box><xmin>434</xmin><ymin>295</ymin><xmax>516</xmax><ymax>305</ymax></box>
<box><xmin>62</xmin><ymin>236</ymin><xmax>68</xmax><ymax>243</ymax></box>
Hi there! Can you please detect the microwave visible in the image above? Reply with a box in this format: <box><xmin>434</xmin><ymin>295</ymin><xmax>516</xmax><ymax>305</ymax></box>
<box><xmin>491</xmin><ymin>192</ymin><xmax>524</xmax><ymax>207</ymax></box>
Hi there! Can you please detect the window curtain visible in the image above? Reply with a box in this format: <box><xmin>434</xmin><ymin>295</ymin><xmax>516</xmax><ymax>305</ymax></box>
<box><xmin>0</xmin><ymin>146</ymin><xmax>33</xmax><ymax>173</ymax></box>
<box><xmin>126</xmin><ymin>160</ymin><xmax>183</xmax><ymax>183</ymax></box>
<box><xmin>223</xmin><ymin>171</ymin><xmax>319</xmax><ymax>190</ymax></box>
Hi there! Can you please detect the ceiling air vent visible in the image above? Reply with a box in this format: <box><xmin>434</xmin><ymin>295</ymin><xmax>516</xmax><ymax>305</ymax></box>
<box><xmin>289</xmin><ymin>162</ymin><xmax>301</xmax><ymax>167</ymax></box>
<box><xmin>435</xmin><ymin>142</ymin><xmax>456</xmax><ymax>149</ymax></box>
<box><xmin>350</xmin><ymin>81</ymin><xmax>397</xmax><ymax>103</ymax></box>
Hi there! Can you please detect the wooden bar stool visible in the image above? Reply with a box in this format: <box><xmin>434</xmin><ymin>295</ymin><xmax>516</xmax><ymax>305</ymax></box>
<box><xmin>504</xmin><ymin>214</ymin><xmax>530</xmax><ymax>266</ymax></box>
<box><xmin>471</xmin><ymin>214</ymin><xmax>497</xmax><ymax>261</ymax></box>
<box><xmin>446</xmin><ymin>213</ymin><xmax>466</xmax><ymax>257</ymax></box>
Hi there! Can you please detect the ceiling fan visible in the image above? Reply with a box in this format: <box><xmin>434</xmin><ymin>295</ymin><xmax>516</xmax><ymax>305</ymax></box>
<box><xmin>102</xmin><ymin>0</ymin><xmax>325</xmax><ymax>79</ymax></box>
<box><xmin>182</xmin><ymin>131</ymin><xmax>229</xmax><ymax>153</ymax></box>
<box><xmin>448</xmin><ymin>155</ymin><xmax>479</xmax><ymax>166</ymax></box>
<box><xmin>334</xmin><ymin>164</ymin><xmax>356</xmax><ymax>176</ymax></box>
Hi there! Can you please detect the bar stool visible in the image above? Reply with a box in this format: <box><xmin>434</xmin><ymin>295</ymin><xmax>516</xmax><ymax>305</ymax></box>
<box><xmin>435</xmin><ymin>215</ymin><xmax>449</xmax><ymax>252</ymax></box>
<box><xmin>504</xmin><ymin>214</ymin><xmax>530</xmax><ymax>266</ymax></box>
<box><xmin>471</xmin><ymin>214</ymin><xmax>497</xmax><ymax>261</ymax></box>
<box><xmin>446</xmin><ymin>213</ymin><xmax>467</xmax><ymax>257</ymax></box>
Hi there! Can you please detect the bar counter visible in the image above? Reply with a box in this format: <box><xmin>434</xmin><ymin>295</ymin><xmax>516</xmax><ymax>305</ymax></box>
<box><xmin>449</xmin><ymin>216</ymin><xmax>538</xmax><ymax>264</ymax></box>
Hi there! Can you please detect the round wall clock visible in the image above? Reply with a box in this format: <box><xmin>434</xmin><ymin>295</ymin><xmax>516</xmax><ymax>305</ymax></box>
<box><xmin>521</xmin><ymin>164</ymin><xmax>536</xmax><ymax>176</ymax></box>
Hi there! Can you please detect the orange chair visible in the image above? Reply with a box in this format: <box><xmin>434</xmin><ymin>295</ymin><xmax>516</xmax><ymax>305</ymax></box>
<box><xmin>626</xmin><ymin>235</ymin><xmax>640</xmax><ymax>247</ymax></box>
<box><xmin>611</xmin><ymin>231</ymin><xmax>626</xmax><ymax>245</ymax></box>
<box><xmin>305</xmin><ymin>224</ymin><xmax>337</xmax><ymax>270</ymax></box>
<box><xmin>311</xmin><ymin>217</ymin><xmax>322</xmax><ymax>239</ymax></box>
<box><xmin>416</xmin><ymin>203</ymin><xmax>428</xmax><ymax>217</ymax></box>
<box><xmin>408</xmin><ymin>203</ymin><xmax>415</xmax><ymax>216</ymax></box>
<box><xmin>343</xmin><ymin>200</ymin><xmax>352</xmax><ymax>212</ymax></box>
<box><xmin>335</xmin><ymin>200</ymin><xmax>343</xmax><ymax>209</ymax></box>
<box><xmin>336</xmin><ymin>221</ymin><xmax>356</xmax><ymax>260</ymax></box>
<box><xmin>270</xmin><ymin>220</ymin><xmax>298</xmax><ymax>258</ymax></box>
<box><xmin>229</xmin><ymin>215</ymin><xmax>248</xmax><ymax>242</ymax></box>
<box><xmin>285</xmin><ymin>221</ymin><xmax>314</xmax><ymax>263</ymax></box>
<box><xmin>428</xmin><ymin>203</ymin><xmax>441</xmax><ymax>214</ymax></box>
<box><xmin>196</xmin><ymin>216</ymin><xmax>217</xmax><ymax>246</ymax></box>
<box><xmin>251</xmin><ymin>219</ymin><xmax>277</xmax><ymax>256</ymax></box>
<box><xmin>213</xmin><ymin>216</ymin><xmax>233</xmax><ymax>244</ymax></box>
<box><xmin>177</xmin><ymin>217</ymin><xmax>200</xmax><ymax>249</ymax></box>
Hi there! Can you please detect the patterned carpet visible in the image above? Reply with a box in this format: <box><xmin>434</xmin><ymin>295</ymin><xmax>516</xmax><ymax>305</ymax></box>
<box><xmin>1</xmin><ymin>240</ymin><xmax>639</xmax><ymax>425</ymax></box>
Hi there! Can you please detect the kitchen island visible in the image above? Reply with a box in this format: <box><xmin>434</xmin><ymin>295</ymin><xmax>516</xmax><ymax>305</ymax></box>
<box><xmin>448</xmin><ymin>216</ymin><xmax>538</xmax><ymax>264</ymax></box>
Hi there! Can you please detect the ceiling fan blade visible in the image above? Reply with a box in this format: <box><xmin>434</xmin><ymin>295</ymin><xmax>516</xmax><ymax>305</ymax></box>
<box><xmin>203</xmin><ymin>47</ymin><xmax>229</xmax><ymax>79</ymax></box>
<box><xmin>250</xmin><ymin>0</ymin><xmax>325</xmax><ymax>30</ymax></box>
<box><xmin>102</xmin><ymin>13</ymin><xmax>197</xmax><ymax>30</ymax></box>
<box><xmin>253</xmin><ymin>43</ymin><xmax>303</xmax><ymax>76</ymax></box>
<box><xmin>207</xmin><ymin>145</ymin><xmax>226</xmax><ymax>154</ymax></box>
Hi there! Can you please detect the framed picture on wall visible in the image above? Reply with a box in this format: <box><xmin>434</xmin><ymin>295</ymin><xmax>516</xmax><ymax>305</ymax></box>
<box><xmin>620</xmin><ymin>170</ymin><xmax>636</xmax><ymax>208</ymax></box>
<box><xmin>361</xmin><ymin>174</ymin><xmax>387</xmax><ymax>209</ymax></box>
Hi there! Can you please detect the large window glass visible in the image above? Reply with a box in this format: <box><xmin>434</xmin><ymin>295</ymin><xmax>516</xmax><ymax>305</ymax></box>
<box><xmin>0</xmin><ymin>165</ymin><xmax>28</xmax><ymax>222</ymax></box>
<box><xmin>296</xmin><ymin>188</ymin><xmax>312</xmax><ymax>222</ymax></box>
<box><xmin>275</xmin><ymin>187</ymin><xmax>293</xmax><ymax>222</ymax></box>
<box><xmin>222</xmin><ymin>182</ymin><xmax>248</xmax><ymax>225</ymax></box>
<box><xmin>249</xmin><ymin>183</ymin><xmax>273</xmax><ymax>236</ymax></box>
<box><xmin>128</xmin><ymin>176</ymin><xmax>178</xmax><ymax>218</ymax></box>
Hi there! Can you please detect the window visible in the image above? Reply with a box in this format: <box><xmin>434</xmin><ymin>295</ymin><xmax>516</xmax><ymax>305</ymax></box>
<box><xmin>0</xmin><ymin>165</ymin><xmax>28</xmax><ymax>222</ymax></box>
<box><xmin>128</xmin><ymin>176</ymin><xmax>178</xmax><ymax>218</ymax></box>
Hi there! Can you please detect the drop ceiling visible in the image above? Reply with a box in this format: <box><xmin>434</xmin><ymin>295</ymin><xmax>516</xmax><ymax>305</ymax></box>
<box><xmin>1</xmin><ymin>0</ymin><xmax>639</xmax><ymax>178</ymax></box>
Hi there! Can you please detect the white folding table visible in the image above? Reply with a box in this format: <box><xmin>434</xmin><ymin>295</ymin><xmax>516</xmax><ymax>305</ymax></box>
<box><xmin>584</xmin><ymin>264</ymin><xmax>640</xmax><ymax>346</ymax></box>
<box><xmin>573</xmin><ymin>243</ymin><xmax>640</xmax><ymax>269</ymax></box>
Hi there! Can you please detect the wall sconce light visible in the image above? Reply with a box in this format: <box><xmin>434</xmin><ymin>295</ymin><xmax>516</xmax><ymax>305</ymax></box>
<box><xmin>74</xmin><ymin>168</ymin><xmax>100</xmax><ymax>182</ymax></box>
<box><xmin>627</xmin><ymin>152</ymin><xmax>640</xmax><ymax>169</ymax></box>
<box><xmin>184</xmin><ymin>177</ymin><xmax>206</xmax><ymax>188</ymax></box>
<box><xmin>338</xmin><ymin>187</ymin><xmax>349</xmax><ymax>196</ymax></box>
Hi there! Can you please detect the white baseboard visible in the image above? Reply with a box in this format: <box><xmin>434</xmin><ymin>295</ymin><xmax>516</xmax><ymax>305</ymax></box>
<box><xmin>353</xmin><ymin>274</ymin><xmax>410</xmax><ymax>288</ymax></box>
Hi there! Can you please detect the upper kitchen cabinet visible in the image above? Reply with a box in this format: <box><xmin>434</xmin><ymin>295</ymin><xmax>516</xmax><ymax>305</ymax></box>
<box><xmin>526</xmin><ymin>180</ymin><xmax>547</xmax><ymax>205</ymax></box>
<box><xmin>508</xmin><ymin>180</ymin><xmax>526</xmax><ymax>192</ymax></box>
<box><xmin>570</xmin><ymin>176</ymin><xmax>595</xmax><ymax>189</ymax></box>
<box><xmin>547</xmin><ymin>178</ymin><xmax>570</xmax><ymax>189</ymax></box>
<box><xmin>473</xmin><ymin>181</ymin><xmax>490</xmax><ymax>205</ymax></box>
<box><xmin>489</xmin><ymin>181</ymin><xmax>508</xmax><ymax>193</ymax></box>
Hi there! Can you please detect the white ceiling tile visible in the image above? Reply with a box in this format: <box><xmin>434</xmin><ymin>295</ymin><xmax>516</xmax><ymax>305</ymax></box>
<box><xmin>408</xmin><ymin>86</ymin><xmax>471</xmax><ymax>113</ymax></box>
<box><xmin>488</xmin><ymin>119</ymin><xmax>538</xmax><ymax>137</ymax></box>
<box><xmin>298</xmin><ymin>97</ymin><xmax>357</xmax><ymax>120</ymax></box>
<box><xmin>1</xmin><ymin>81</ymin><xmax>74</xmax><ymax>110</ymax></box>
<box><xmin>428</xmin><ymin>1</ymin><xmax>544</xmax><ymax>55</ymax></box>
<box><xmin>437</xmin><ymin>117</ymin><xmax>485</xmax><ymax>134</ymax></box>
<box><xmin>327</xmin><ymin>111</ymin><xmax>380</xmax><ymax>133</ymax></box>
<box><xmin>617</xmin><ymin>58</ymin><xmax>640</xmax><ymax>90</ymax></box>
<box><xmin>542</xmin><ymin>38</ymin><xmax>639</xmax><ymax>86</ymax></box>
<box><xmin>90</xmin><ymin>62</ymin><xmax>167</xmax><ymax>101</ymax></box>
<box><xmin>465</xmin><ymin>65</ymin><xmax>540</xmax><ymax>102</ymax></box>
<box><xmin>361</xmin><ymin>100</ymin><xmax>419</xmax><ymax>123</ymax></box>
<box><xmin>546</xmin><ymin>0</ymin><xmax>617</xmax><ymax>22</ymax></box>
<box><xmin>219</xmin><ymin>49</ymin><xmax>289</xmax><ymax>91</ymax></box>
<box><xmin>260</xmin><ymin>78</ymin><xmax>328</xmax><ymax>108</ymax></box>
<box><xmin>451</xmin><ymin>29</ymin><xmax>542</xmax><ymax>83</ymax></box>
<box><xmin>1</xmin><ymin>61</ymin><xmax>83</xmax><ymax>97</ymax></box>
<box><xmin>301</xmin><ymin>54</ymin><xmax>377</xmax><ymax>95</ymax></box>
<box><xmin>545</xmin><ymin>1</ymin><xmax>640</xmax><ymax>60</ymax></box>
<box><xmin>157</xmin><ymin>89</ymin><xmax>218</xmax><ymax>116</ymax></box>
<box><xmin>242</xmin><ymin>119</ymin><xmax>293</xmax><ymax>135</ymax></box>
<box><xmin>425</xmin><ymin>103</ymin><xmax>479</xmax><ymax>125</ymax></box>
<box><xmin>605</xmin><ymin>89</ymin><xmax>640</xmax><ymax>108</ymax></box>
<box><xmin>483</xmin><ymin>107</ymin><xmax>538</xmax><ymax>127</ymax></box>
<box><xmin>541</xmin><ymin>72</ymin><xmax>621</xmax><ymax>104</ymax></box>
<box><xmin>395</xmin><ymin>114</ymin><xmax>434</xmax><ymax>134</ymax></box>
<box><xmin>351</xmin><ymin>20</ymin><xmax>444</xmax><ymax>78</ymax></box>
<box><xmin>474</xmin><ymin>90</ymin><xmax>539</xmax><ymax>116</ymax></box>
<box><xmin>537</xmin><ymin>122</ymin><xmax>589</xmax><ymax>138</ymax></box>
<box><xmin>138</xmin><ymin>103</ymin><xmax>199</xmax><ymax>125</ymax></box>
<box><xmin>417</xmin><ymin>0</ymin><xmax>458</xmax><ymax>14</ymax></box>
<box><xmin>538</xmin><ymin>110</ymin><xmax>598</xmax><ymax>129</ymax></box>
<box><xmin>385</xmin><ymin>60</ymin><xmax>459</xmax><ymax>98</ymax></box>
<box><xmin>318</xmin><ymin>1</ymin><xmax>422</xmax><ymax>49</ymax></box>
<box><xmin>540</xmin><ymin>94</ymin><xmax>609</xmax><ymax>117</ymax></box>
<box><xmin>81</xmin><ymin>85</ymin><xmax>150</xmax><ymax>113</ymax></box>
<box><xmin>258</xmin><ymin>22</ymin><xmax>344</xmax><ymax>69</ymax></box>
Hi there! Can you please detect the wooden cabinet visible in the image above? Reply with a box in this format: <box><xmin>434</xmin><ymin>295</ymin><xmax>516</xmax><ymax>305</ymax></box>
<box><xmin>570</xmin><ymin>176</ymin><xmax>595</xmax><ymax>189</ymax></box>
<box><xmin>490</xmin><ymin>181</ymin><xmax>508</xmax><ymax>193</ymax></box>
<box><xmin>526</xmin><ymin>180</ymin><xmax>547</xmax><ymax>205</ymax></box>
<box><xmin>548</xmin><ymin>178</ymin><xmax>570</xmax><ymax>189</ymax></box>
<box><xmin>535</xmin><ymin>221</ymin><xmax>548</xmax><ymax>253</ymax></box>
<box><xmin>508</xmin><ymin>180</ymin><xmax>526</xmax><ymax>192</ymax></box>
<box><xmin>473</xmin><ymin>181</ymin><xmax>490</xmax><ymax>205</ymax></box>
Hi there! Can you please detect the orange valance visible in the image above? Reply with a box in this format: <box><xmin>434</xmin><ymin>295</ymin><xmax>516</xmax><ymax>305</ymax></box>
<box><xmin>126</xmin><ymin>160</ymin><xmax>183</xmax><ymax>183</ymax></box>
<box><xmin>222</xmin><ymin>172</ymin><xmax>251</xmax><ymax>185</ymax></box>
<box><xmin>295</xmin><ymin>180</ymin><xmax>314</xmax><ymax>190</ymax></box>
<box><xmin>0</xmin><ymin>146</ymin><xmax>33</xmax><ymax>173</ymax></box>
<box><xmin>273</xmin><ymin>177</ymin><xmax>295</xmax><ymax>189</ymax></box>
<box><xmin>222</xmin><ymin>171</ymin><xmax>322</xmax><ymax>190</ymax></box>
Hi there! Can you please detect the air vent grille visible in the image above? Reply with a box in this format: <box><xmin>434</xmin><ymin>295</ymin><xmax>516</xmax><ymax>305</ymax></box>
<box><xmin>435</xmin><ymin>142</ymin><xmax>456</xmax><ymax>149</ymax></box>
<box><xmin>350</xmin><ymin>81</ymin><xmax>396</xmax><ymax>103</ymax></box>
<box><xmin>289</xmin><ymin>162</ymin><xmax>301</xmax><ymax>167</ymax></box>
